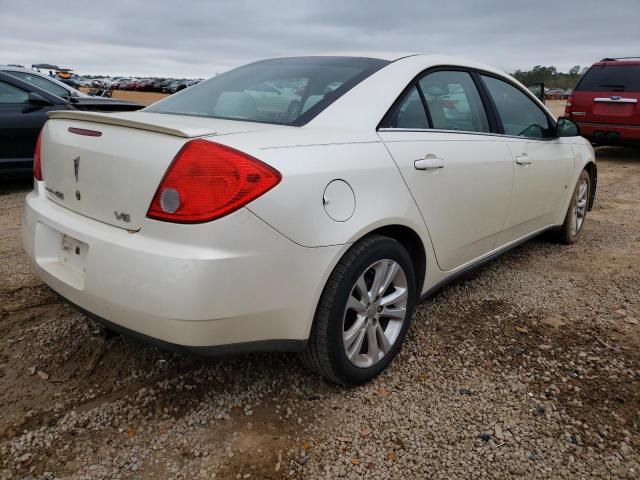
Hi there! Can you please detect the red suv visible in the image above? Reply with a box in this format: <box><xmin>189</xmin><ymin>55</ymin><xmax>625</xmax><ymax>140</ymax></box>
<box><xmin>565</xmin><ymin>57</ymin><xmax>640</xmax><ymax>146</ymax></box>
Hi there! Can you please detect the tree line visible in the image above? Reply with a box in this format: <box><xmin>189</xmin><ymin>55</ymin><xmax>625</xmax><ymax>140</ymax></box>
<box><xmin>511</xmin><ymin>65</ymin><xmax>587</xmax><ymax>90</ymax></box>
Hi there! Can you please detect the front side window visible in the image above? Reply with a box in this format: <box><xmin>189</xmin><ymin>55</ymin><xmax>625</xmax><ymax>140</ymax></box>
<box><xmin>481</xmin><ymin>75</ymin><xmax>554</xmax><ymax>139</ymax></box>
<box><xmin>145</xmin><ymin>57</ymin><xmax>389</xmax><ymax>126</ymax></box>
<box><xmin>0</xmin><ymin>81</ymin><xmax>28</xmax><ymax>104</ymax></box>
<box><xmin>5</xmin><ymin>71</ymin><xmax>70</xmax><ymax>99</ymax></box>
<box><xmin>419</xmin><ymin>71</ymin><xmax>490</xmax><ymax>133</ymax></box>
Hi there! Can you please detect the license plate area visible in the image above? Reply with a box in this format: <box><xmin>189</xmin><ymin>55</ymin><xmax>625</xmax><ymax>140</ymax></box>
<box><xmin>592</xmin><ymin>102</ymin><xmax>634</xmax><ymax>117</ymax></box>
<box><xmin>59</xmin><ymin>235</ymin><xmax>88</xmax><ymax>275</ymax></box>
<box><xmin>35</xmin><ymin>222</ymin><xmax>88</xmax><ymax>290</ymax></box>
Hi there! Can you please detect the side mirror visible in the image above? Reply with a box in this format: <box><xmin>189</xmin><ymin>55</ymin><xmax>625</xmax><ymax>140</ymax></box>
<box><xmin>27</xmin><ymin>92</ymin><xmax>54</xmax><ymax>107</ymax></box>
<box><xmin>557</xmin><ymin>117</ymin><xmax>580</xmax><ymax>137</ymax></box>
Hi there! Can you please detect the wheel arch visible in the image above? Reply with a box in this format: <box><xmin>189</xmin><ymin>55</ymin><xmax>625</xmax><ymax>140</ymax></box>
<box><xmin>358</xmin><ymin>224</ymin><xmax>427</xmax><ymax>294</ymax></box>
<box><xmin>583</xmin><ymin>161</ymin><xmax>597</xmax><ymax>211</ymax></box>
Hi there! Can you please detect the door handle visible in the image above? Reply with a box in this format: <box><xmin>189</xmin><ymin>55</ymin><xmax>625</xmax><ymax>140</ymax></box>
<box><xmin>515</xmin><ymin>153</ymin><xmax>531</xmax><ymax>165</ymax></box>
<box><xmin>414</xmin><ymin>156</ymin><xmax>445</xmax><ymax>170</ymax></box>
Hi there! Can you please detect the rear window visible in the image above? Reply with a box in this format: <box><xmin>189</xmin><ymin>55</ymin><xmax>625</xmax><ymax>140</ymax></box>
<box><xmin>145</xmin><ymin>57</ymin><xmax>389</xmax><ymax>126</ymax></box>
<box><xmin>575</xmin><ymin>65</ymin><xmax>640</xmax><ymax>92</ymax></box>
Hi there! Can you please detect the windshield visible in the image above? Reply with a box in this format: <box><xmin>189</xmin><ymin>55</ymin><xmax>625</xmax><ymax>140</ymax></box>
<box><xmin>575</xmin><ymin>65</ymin><xmax>640</xmax><ymax>92</ymax></box>
<box><xmin>144</xmin><ymin>56</ymin><xmax>389</xmax><ymax>126</ymax></box>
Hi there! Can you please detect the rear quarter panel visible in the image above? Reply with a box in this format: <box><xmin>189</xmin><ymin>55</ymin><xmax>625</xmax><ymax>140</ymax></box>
<box><xmin>212</xmin><ymin>129</ymin><xmax>430</xmax><ymax>249</ymax></box>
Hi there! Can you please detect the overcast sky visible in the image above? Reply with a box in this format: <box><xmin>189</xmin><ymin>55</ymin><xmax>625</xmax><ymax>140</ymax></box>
<box><xmin>1</xmin><ymin>0</ymin><xmax>638</xmax><ymax>78</ymax></box>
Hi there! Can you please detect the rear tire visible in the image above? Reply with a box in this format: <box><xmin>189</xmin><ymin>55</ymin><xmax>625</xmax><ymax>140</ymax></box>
<box><xmin>554</xmin><ymin>169</ymin><xmax>591</xmax><ymax>244</ymax></box>
<box><xmin>301</xmin><ymin>235</ymin><xmax>416</xmax><ymax>385</ymax></box>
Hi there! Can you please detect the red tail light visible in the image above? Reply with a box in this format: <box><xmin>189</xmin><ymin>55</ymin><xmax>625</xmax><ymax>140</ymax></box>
<box><xmin>147</xmin><ymin>139</ymin><xmax>281</xmax><ymax>224</ymax></box>
<box><xmin>564</xmin><ymin>94</ymin><xmax>574</xmax><ymax>116</ymax></box>
<box><xmin>33</xmin><ymin>129</ymin><xmax>43</xmax><ymax>181</ymax></box>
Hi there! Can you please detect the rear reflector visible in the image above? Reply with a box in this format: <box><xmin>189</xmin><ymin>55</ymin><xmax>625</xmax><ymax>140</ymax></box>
<box><xmin>68</xmin><ymin>127</ymin><xmax>102</xmax><ymax>137</ymax></box>
<box><xmin>147</xmin><ymin>139</ymin><xmax>281</xmax><ymax>224</ymax></box>
<box><xmin>33</xmin><ymin>129</ymin><xmax>43</xmax><ymax>181</ymax></box>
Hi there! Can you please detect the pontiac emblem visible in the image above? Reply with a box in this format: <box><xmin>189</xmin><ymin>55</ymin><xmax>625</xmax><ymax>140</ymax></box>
<box><xmin>73</xmin><ymin>155</ymin><xmax>80</xmax><ymax>182</ymax></box>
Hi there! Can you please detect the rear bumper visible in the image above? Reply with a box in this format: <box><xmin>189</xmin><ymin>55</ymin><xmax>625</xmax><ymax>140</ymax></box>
<box><xmin>22</xmin><ymin>182</ymin><xmax>345</xmax><ymax>350</ymax></box>
<box><xmin>577</xmin><ymin>122</ymin><xmax>640</xmax><ymax>144</ymax></box>
<box><xmin>62</xmin><ymin>295</ymin><xmax>306</xmax><ymax>356</ymax></box>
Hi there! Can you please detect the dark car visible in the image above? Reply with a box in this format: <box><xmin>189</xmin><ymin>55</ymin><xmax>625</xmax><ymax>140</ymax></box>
<box><xmin>133</xmin><ymin>79</ymin><xmax>154</xmax><ymax>91</ymax></box>
<box><xmin>169</xmin><ymin>79</ymin><xmax>200</xmax><ymax>93</ymax></box>
<box><xmin>163</xmin><ymin>79</ymin><xmax>183</xmax><ymax>93</ymax></box>
<box><xmin>0</xmin><ymin>72</ymin><xmax>142</xmax><ymax>177</ymax></box>
<box><xmin>151</xmin><ymin>78</ymin><xmax>170</xmax><ymax>92</ymax></box>
<box><xmin>112</xmin><ymin>78</ymin><xmax>134</xmax><ymax>90</ymax></box>
<box><xmin>565</xmin><ymin>57</ymin><xmax>640</xmax><ymax>146</ymax></box>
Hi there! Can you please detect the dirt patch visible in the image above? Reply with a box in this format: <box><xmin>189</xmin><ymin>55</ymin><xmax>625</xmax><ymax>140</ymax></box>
<box><xmin>79</xmin><ymin>88</ymin><xmax>168</xmax><ymax>106</ymax></box>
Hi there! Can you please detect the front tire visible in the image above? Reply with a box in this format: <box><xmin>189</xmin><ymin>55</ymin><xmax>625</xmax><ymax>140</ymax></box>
<box><xmin>301</xmin><ymin>235</ymin><xmax>416</xmax><ymax>385</ymax></box>
<box><xmin>555</xmin><ymin>169</ymin><xmax>591</xmax><ymax>244</ymax></box>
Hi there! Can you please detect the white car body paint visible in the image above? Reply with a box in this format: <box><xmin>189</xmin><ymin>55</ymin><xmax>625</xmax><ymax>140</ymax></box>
<box><xmin>22</xmin><ymin>53</ymin><xmax>596</xmax><ymax>352</ymax></box>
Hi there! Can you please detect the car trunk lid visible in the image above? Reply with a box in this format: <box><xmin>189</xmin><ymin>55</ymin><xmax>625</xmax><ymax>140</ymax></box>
<box><xmin>40</xmin><ymin>111</ymin><xmax>263</xmax><ymax>230</ymax></box>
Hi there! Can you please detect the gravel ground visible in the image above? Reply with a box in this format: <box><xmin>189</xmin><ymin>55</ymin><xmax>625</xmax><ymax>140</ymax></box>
<box><xmin>1</xmin><ymin>145</ymin><xmax>639</xmax><ymax>479</ymax></box>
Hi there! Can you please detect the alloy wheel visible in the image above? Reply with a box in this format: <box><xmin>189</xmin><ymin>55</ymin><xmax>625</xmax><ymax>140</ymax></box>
<box><xmin>571</xmin><ymin>178</ymin><xmax>589</xmax><ymax>236</ymax></box>
<box><xmin>342</xmin><ymin>259</ymin><xmax>408</xmax><ymax>368</ymax></box>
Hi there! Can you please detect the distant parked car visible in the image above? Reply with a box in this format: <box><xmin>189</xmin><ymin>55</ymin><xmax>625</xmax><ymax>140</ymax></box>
<box><xmin>165</xmin><ymin>79</ymin><xmax>199</xmax><ymax>93</ymax></box>
<box><xmin>168</xmin><ymin>80</ymin><xmax>188</xmax><ymax>93</ymax></box>
<box><xmin>134</xmin><ymin>78</ymin><xmax>153</xmax><ymax>92</ymax></box>
<box><xmin>0</xmin><ymin>72</ymin><xmax>142</xmax><ymax>176</ymax></box>
<box><xmin>545</xmin><ymin>88</ymin><xmax>566</xmax><ymax>100</ymax></box>
<box><xmin>161</xmin><ymin>80</ymin><xmax>181</xmax><ymax>93</ymax></box>
<box><xmin>111</xmin><ymin>78</ymin><xmax>133</xmax><ymax>90</ymax></box>
<box><xmin>151</xmin><ymin>78</ymin><xmax>170</xmax><ymax>92</ymax></box>
<box><xmin>565</xmin><ymin>57</ymin><xmax>640</xmax><ymax>146</ymax></box>
<box><xmin>116</xmin><ymin>79</ymin><xmax>137</xmax><ymax>90</ymax></box>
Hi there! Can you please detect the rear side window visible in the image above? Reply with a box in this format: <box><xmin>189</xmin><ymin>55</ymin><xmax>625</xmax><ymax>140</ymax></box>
<box><xmin>385</xmin><ymin>86</ymin><xmax>429</xmax><ymax>129</ymax></box>
<box><xmin>0</xmin><ymin>81</ymin><xmax>28</xmax><ymax>104</ymax></box>
<box><xmin>145</xmin><ymin>57</ymin><xmax>389</xmax><ymax>126</ymax></box>
<box><xmin>481</xmin><ymin>75</ymin><xmax>554</xmax><ymax>139</ymax></box>
<box><xmin>575</xmin><ymin>65</ymin><xmax>640</xmax><ymax>92</ymax></box>
<box><xmin>419</xmin><ymin>71</ymin><xmax>490</xmax><ymax>133</ymax></box>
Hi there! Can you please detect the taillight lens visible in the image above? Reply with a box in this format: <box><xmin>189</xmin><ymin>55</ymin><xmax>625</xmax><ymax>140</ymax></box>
<box><xmin>33</xmin><ymin>128</ymin><xmax>43</xmax><ymax>181</ymax></box>
<box><xmin>564</xmin><ymin>94</ymin><xmax>574</xmax><ymax>116</ymax></box>
<box><xmin>147</xmin><ymin>139</ymin><xmax>281</xmax><ymax>224</ymax></box>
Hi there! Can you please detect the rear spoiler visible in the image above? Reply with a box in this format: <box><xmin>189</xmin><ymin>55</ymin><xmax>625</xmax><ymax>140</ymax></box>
<box><xmin>47</xmin><ymin>110</ymin><xmax>217</xmax><ymax>138</ymax></box>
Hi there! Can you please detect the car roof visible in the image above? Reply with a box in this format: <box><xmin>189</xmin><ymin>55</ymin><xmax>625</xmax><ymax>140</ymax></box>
<box><xmin>272</xmin><ymin>53</ymin><xmax>502</xmax><ymax>73</ymax></box>
<box><xmin>307</xmin><ymin>51</ymin><xmax>423</xmax><ymax>61</ymax></box>
<box><xmin>593</xmin><ymin>57</ymin><xmax>640</xmax><ymax>67</ymax></box>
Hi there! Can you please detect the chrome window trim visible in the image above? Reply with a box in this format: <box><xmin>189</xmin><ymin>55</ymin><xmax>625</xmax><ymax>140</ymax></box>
<box><xmin>378</xmin><ymin>127</ymin><xmax>560</xmax><ymax>142</ymax></box>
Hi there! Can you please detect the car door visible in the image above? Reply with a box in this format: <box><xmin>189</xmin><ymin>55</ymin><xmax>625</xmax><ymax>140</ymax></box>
<box><xmin>0</xmin><ymin>76</ymin><xmax>66</xmax><ymax>171</ymax></box>
<box><xmin>378</xmin><ymin>70</ymin><xmax>514</xmax><ymax>272</ymax></box>
<box><xmin>479</xmin><ymin>75</ymin><xmax>575</xmax><ymax>242</ymax></box>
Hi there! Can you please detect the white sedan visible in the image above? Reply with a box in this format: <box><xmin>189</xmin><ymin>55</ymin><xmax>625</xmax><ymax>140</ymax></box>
<box><xmin>23</xmin><ymin>53</ymin><xmax>596</xmax><ymax>384</ymax></box>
